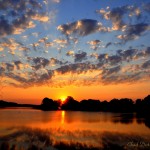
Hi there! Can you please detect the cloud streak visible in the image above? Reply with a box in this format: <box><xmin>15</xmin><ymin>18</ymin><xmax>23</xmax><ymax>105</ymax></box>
<box><xmin>57</xmin><ymin>19</ymin><xmax>108</xmax><ymax>37</ymax></box>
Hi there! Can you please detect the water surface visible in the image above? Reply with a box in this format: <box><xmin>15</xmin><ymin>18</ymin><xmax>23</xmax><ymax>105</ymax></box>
<box><xmin>0</xmin><ymin>108</ymin><xmax>149</xmax><ymax>135</ymax></box>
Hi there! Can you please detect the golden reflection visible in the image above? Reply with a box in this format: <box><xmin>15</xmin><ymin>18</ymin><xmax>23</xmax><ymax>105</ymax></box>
<box><xmin>61</xmin><ymin>111</ymin><xmax>65</xmax><ymax>124</ymax></box>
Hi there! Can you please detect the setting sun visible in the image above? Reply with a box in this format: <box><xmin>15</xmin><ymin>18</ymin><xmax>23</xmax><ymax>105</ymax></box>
<box><xmin>60</xmin><ymin>96</ymin><xmax>67</xmax><ymax>103</ymax></box>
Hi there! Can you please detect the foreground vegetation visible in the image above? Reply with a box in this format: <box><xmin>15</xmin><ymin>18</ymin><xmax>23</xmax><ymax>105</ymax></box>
<box><xmin>0</xmin><ymin>127</ymin><xmax>150</xmax><ymax>150</ymax></box>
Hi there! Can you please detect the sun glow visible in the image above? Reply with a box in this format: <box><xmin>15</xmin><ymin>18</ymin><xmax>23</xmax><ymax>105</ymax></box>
<box><xmin>60</xmin><ymin>96</ymin><xmax>67</xmax><ymax>103</ymax></box>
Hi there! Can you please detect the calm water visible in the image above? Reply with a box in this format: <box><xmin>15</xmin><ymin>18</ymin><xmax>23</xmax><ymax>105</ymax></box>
<box><xmin>0</xmin><ymin>108</ymin><xmax>149</xmax><ymax>135</ymax></box>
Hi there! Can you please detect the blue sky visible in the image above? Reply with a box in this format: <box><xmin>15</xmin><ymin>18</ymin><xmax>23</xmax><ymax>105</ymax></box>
<box><xmin>0</xmin><ymin>0</ymin><xmax>150</xmax><ymax>101</ymax></box>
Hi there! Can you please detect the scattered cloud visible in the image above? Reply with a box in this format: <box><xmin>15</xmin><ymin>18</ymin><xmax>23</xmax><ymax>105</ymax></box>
<box><xmin>117</xmin><ymin>23</ymin><xmax>150</xmax><ymax>42</ymax></box>
<box><xmin>66</xmin><ymin>51</ymin><xmax>74</xmax><ymax>56</ymax></box>
<box><xmin>54</xmin><ymin>39</ymin><xmax>68</xmax><ymax>44</ymax></box>
<box><xmin>105</xmin><ymin>42</ymin><xmax>112</xmax><ymax>48</ymax></box>
<box><xmin>74</xmin><ymin>52</ymin><xmax>87</xmax><ymax>62</ymax></box>
<box><xmin>102</xmin><ymin>65</ymin><xmax>121</xmax><ymax>76</ymax></box>
<box><xmin>0</xmin><ymin>0</ymin><xmax>50</xmax><ymax>37</ymax></box>
<box><xmin>87</xmin><ymin>40</ymin><xmax>101</xmax><ymax>50</ymax></box>
<box><xmin>30</xmin><ymin>57</ymin><xmax>50</xmax><ymax>70</ymax></box>
<box><xmin>1</xmin><ymin>47</ymin><xmax>150</xmax><ymax>87</ymax></box>
<box><xmin>97</xmin><ymin>5</ymin><xmax>142</xmax><ymax>31</ymax></box>
<box><xmin>97</xmin><ymin>4</ymin><xmax>150</xmax><ymax>43</ymax></box>
<box><xmin>0</xmin><ymin>2</ymin><xmax>149</xmax><ymax>88</ymax></box>
<box><xmin>142</xmin><ymin>59</ymin><xmax>150</xmax><ymax>69</ymax></box>
<box><xmin>57</xmin><ymin>19</ymin><xmax>108</xmax><ymax>37</ymax></box>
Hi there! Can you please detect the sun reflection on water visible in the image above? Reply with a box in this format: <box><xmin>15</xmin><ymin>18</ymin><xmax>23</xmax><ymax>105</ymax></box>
<box><xmin>61</xmin><ymin>111</ymin><xmax>65</xmax><ymax>125</ymax></box>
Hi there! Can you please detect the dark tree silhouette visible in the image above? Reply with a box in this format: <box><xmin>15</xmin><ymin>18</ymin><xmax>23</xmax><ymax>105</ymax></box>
<box><xmin>40</xmin><ymin>97</ymin><xmax>58</xmax><ymax>110</ymax></box>
<box><xmin>0</xmin><ymin>100</ymin><xmax>18</xmax><ymax>107</ymax></box>
<box><xmin>118</xmin><ymin>98</ymin><xmax>134</xmax><ymax>112</ymax></box>
<box><xmin>136</xmin><ymin>95</ymin><xmax>150</xmax><ymax>116</ymax></box>
<box><xmin>101</xmin><ymin>100</ymin><xmax>109</xmax><ymax>111</ymax></box>
<box><xmin>80</xmin><ymin>99</ymin><xmax>101</xmax><ymax>111</ymax></box>
<box><xmin>135</xmin><ymin>99</ymin><xmax>142</xmax><ymax>113</ymax></box>
<box><xmin>109</xmin><ymin>99</ymin><xmax>120</xmax><ymax>112</ymax></box>
<box><xmin>61</xmin><ymin>96</ymin><xmax>80</xmax><ymax>110</ymax></box>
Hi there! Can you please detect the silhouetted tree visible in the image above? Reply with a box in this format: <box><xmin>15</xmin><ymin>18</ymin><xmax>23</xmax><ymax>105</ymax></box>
<box><xmin>135</xmin><ymin>95</ymin><xmax>150</xmax><ymax>116</ymax></box>
<box><xmin>101</xmin><ymin>100</ymin><xmax>109</xmax><ymax>111</ymax></box>
<box><xmin>109</xmin><ymin>99</ymin><xmax>120</xmax><ymax>112</ymax></box>
<box><xmin>37</xmin><ymin>94</ymin><xmax>149</xmax><ymax>114</ymax></box>
<box><xmin>80</xmin><ymin>99</ymin><xmax>101</xmax><ymax>111</ymax></box>
<box><xmin>119</xmin><ymin>98</ymin><xmax>134</xmax><ymax>112</ymax></box>
<box><xmin>0</xmin><ymin>100</ymin><xmax>18</xmax><ymax>107</ymax></box>
<box><xmin>41</xmin><ymin>97</ymin><xmax>58</xmax><ymax>110</ymax></box>
<box><xmin>106</xmin><ymin>98</ymin><xmax>134</xmax><ymax>112</ymax></box>
<box><xmin>61</xmin><ymin>96</ymin><xmax>80</xmax><ymax>110</ymax></box>
<box><xmin>135</xmin><ymin>99</ymin><xmax>142</xmax><ymax>113</ymax></box>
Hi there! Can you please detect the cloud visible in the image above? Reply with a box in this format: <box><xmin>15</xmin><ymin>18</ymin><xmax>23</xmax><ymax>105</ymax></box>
<box><xmin>142</xmin><ymin>60</ymin><xmax>150</xmax><ymax>69</ymax></box>
<box><xmin>117</xmin><ymin>23</ymin><xmax>150</xmax><ymax>42</ymax></box>
<box><xmin>4</xmin><ymin>63</ymin><xmax>15</xmax><ymax>72</ymax></box>
<box><xmin>31</xmin><ymin>57</ymin><xmax>50</xmax><ymax>70</ymax></box>
<box><xmin>90</xmin><ymin>53</ymin><xmax>99</xmax><ymax>59</ymax></box>
<box><xmin>0</xmin><ymin>46</ymin><xmax>3</xmax><ymax>51</ymax></box>
<box><xmin>74</xmin><ymin>52</ymin><xmax>87</xmax><ymax>62</ymax></box>
<box><xmin>0</xmin><ymin>38</ymin><xmax>21</xmax><ymax>52</ymax></box>
<box><xmin>143</xmin><ymin>2</ymin><xmax>150</xmax><ymax>13</ymax></box>
<box><xmin>57</xmin><ymin>19</ymin><xmax>108</xmax><ymax>37</ymax></box>
<box><xmin>108</xmin><ymin>55</ymin><xmax>122</xmax><ymax>65</ymax></box>
<box><xmin>14</xmin><ymin>61</ymin><xmax>23</xmax><ymax>70</ymax></box>
<box><xmin>56</xmin><ymin>62</ymin><xmax>97</xmax><ymax>75</ymax></box>
<box><xmin>38</xmin><ymin>37</ymin><xmax>48</xmax><ymax>43</ymax></box>
<box><xmin>97</xmin><ymin>48</ymin><xmax>148</xmax><ymax>67</ymax></box>
<box><xmin>49</xmin><ymin>58</ymin><xmax>62</xmax><ymax>66</ymax></box>
<box><xmin>0</xmin><ymin>0</ymin><xmax>50</xmax><ymax>37</ymax></box>
<box><xmin>31</xmin><ymin>14</ymin><xmax>49</xmax><ymax>22</ymax></box>
<box><xmin>45</xmin><ymin>42</ymin><xmax>54</xmax><ymax>47</ymax></box>
<box><xmin>98</xmin><ymin>54</ymin><xmax>109</xmax><ymax>65</ymax></box>
<box><xmin>87</xmin><ymin>40</ymin><xmax>101</xmax><ymax>50</ymax></box>
<box><xmin>0</xmin><ymin>66</ymin><xmax>5</xmax><ymax>75</ymax></box>
<box><xmin>54</xmin><ymin>39</ymin><xmax>68</xmax><ymax>44</ymax></box>
<box><xmin>97</xmin><ymin>4</ymin><xmax>150</xmax><ymax>43</ymax></box>
<box><xmin>105</xmin><ymin>42</ymin><xmax>112</xmax><ymax>48</ymax></box>
<box><xmin>101</xmin><ymin>72</ymin><xmax>143</xmax><ymax>85</ymax></box>
<box><xmin>1</xmin><ymin>37</ymin><xmax>150</xmax><ymax>88</ymax></box>
<box><xmin>102</xmin><ymin>66</ymin><xmax>121</xmax><ymax>76</ymax></box>
<box><xmin>97</xmin><ymin>6</ymin><xmax>126</xmax><ymax>30</ymax></box>
<box><xmin>52</xmin><ymin>0</ymin><xmax>61</xmax><ymax>3</ymax></box>
<box><xmin>66</xmin><ymin>51</ymin><xmax>74</xmax><ymax>56</ymax></box>
<box><xmin>4</xmin><ymin>71</ymin><xmax>53</xmax><ymax>87</ymax></box>
<box><xmin>145</xmin><ymin>47</ymin><xmax>150</xmax><ymax>56</ymax></box>
<box><xmin>33</xmin><ymin>57</ymin><xmax>49</xmax><ymax>66</ymax></box>
<box><xmin>37</xmin><ymin>71</ymin><xmax>54</xmax><ymax>84</ymax></box>
<box><xmin>27</xmin><ymin>57</ymin><xmax>64</xmax><ymax>71</ymax></box>
<box><xmin>117</xmin><ymin>49</ymin><xmax>137</xmax><ymax>62</ymax></box>
<box><xmin>97</xmin><ymin>5</ymin><xmax>142</xmax><ymax>31</ymax></box>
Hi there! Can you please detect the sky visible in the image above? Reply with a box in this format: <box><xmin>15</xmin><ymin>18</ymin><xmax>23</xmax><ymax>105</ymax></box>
<box><xmin>0</xmin><ymin>0</ymin><xmax>150</xmax><ymax>104</ymax></box>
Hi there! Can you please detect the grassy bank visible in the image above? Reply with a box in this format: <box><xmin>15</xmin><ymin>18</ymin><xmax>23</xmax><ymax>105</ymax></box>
<box><xmin>0</xmin><ymin>127</ymin><xmax>150</xmax><ymax>150</ymax></box>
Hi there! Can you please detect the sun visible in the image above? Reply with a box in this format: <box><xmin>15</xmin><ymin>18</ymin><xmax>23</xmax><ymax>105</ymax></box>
<box><xmin>60</xmin><ymin>96</ymin><xmax>67</xmax><ymax>103</ymax></box>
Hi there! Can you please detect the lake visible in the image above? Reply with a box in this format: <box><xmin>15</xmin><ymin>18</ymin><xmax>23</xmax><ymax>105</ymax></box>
<box><xmin>0</xmin><ymin>108</ymin><xmax>150</xmax><ymax>149</ymax></box>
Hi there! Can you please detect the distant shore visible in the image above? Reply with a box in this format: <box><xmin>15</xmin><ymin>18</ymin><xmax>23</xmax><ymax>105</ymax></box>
<box><xmin>0</xmin><ymin>95</ymin><xmax>150</xmax><ymax>116</ymax></box>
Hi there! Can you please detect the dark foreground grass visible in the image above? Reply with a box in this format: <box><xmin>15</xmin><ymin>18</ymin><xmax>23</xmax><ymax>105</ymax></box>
<box><xmin>0</xmin><ymin>127</ymin><xmax>150</xmax><ymax>150</ymax></box>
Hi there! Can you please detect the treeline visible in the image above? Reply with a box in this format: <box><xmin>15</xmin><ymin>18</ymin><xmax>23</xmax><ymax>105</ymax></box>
<box><xmin>0</xmin><ymin>95</ymin><xmax>150</xmax><ymax>114</ymax></box>
<box><xmin>40</xmin><ymin>95</ymin><xmax>150</xmax><ymax>115</ymax></box>
<box><xmin>0</xmin><ymin>100</ymin><xmax>38</xmax><ymax>108</ymax></box>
